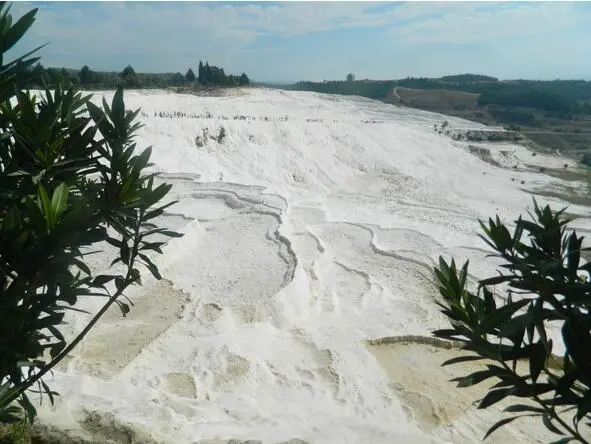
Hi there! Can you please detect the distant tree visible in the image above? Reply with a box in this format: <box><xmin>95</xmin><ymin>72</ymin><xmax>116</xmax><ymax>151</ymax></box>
<box><xmin>60</xmin><ymin>67</ymin><xmax>70</xmax><ymax>84</ymax></box>
<box><xmin>204</xmin><ymin>62</ymin><xmax>212</xmax><ymax>84</ymax></box>
<box><xmin>186</xmin><ymin>68</ymin><xmax>195</xmax><ymax>82</ymax></box>
<box><xmin>171</xmin><ymin>72</ymin><xmax>185</xmax><ymax>85</ymax></box>
<box><xmin>198</xmin><ymin>60</ymin><xmax>205</xmax><ymax>85</ymax></box>
<box><xmin>346</xmin><ymin>73</ymin><xmax>355</xmax><ymax>82</ymax></box>
<box><xmin>31</xmin><ymin>62</ymin><xmax>44</xmax><ymax>75</ymax></box>
<box><xmin>121</xmin><ymin>64</ymin><xmax>138</xmax><ymax>88</ymax></box>
<box><xmin>211</xmin><ymin>66</ymin><xmax>225</xmax><ymax>84</ymax></box>
<box><xmin>224</xmin><ymin>74</ymin><xmax>239</xmax><ymax>87</ymax></box>
<box><xmin>239</xmin><ymin>72</ymin><xmax>250</xmax><ymax>86</ymax></box>
<box><xmin>30</xmin><ymin>63</ymin><xmax>45</xmax><ymax>86</ymax></box>
<box><xmin>79</xmin><ymin>65</ymin><xmax>92</xmax><ymax>85</ymax></box>
<box><xmin>45</xmin><ymin>67</ymin><xmax>61</xmax><ymax>85</ymax></box>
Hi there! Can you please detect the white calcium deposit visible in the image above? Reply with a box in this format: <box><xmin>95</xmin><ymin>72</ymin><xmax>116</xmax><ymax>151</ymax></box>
<box><xmin>35</xmin><ymin>88</ymin><xmax>591</xmax><ymax>444</ymax></box>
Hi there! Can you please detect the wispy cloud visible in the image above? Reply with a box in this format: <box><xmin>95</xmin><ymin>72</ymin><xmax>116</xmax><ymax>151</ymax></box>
<box><xmin>6</xmin><ymin>1</ymin><xmax>591</xmax><ymax>82</ymax></box>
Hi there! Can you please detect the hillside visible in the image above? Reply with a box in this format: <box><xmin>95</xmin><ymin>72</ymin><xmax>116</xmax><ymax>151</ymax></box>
<box><xmin>289</xmin><ymin>75</ymin><xmax>591</xmax><ymax>156</ymax></box>
<box><xmin>33</xmin><ymin>88</ymin><xmax>591</xmax><ymax>444</ymax></box>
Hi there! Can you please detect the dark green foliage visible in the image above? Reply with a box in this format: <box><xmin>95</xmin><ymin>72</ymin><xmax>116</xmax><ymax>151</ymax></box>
<box><xmin>346</xmin><ymin>73</ymin><xmax>355</xmax><ymax>82</ymax></box>
<box><xmin>488</xmin><ymin>108</ymin><xmax>534</xmax><ymax>125</ymax></box>
<box><xmin>204</xmin><ymin>62</ymin><xmax>212</xmax><ymax>85</ymax></box>
<box><xmin>396</xmin><ymin>76</ymin><xmax>591</xmax><ymax>117</ymax></box>
<box><xmin>192</xmin><ymin>60</ymin><xmax>247</xmax><ymax>87</ymax></box>
<box><xmin>171</xmin><ymin>72</ymin><xmax>185</xmax><ymax>85</ymax></box>
<box><xmin>440</xmin><ymin>74</ymin><xmax>498</xmax><ymax>83</ymax></box>
<box><xmin>185</xmin><ymin>68</ymin><xmax>195</xmax><ymax>83</ymax></box>
<box><xmin>289</xmin><ymin>80</ymin><xmax>394</xmax><ymax>101</ymax></box>
<box><xmin>34</xmin><ymin>61</ymin><xmax>249</xmax><ymax>91</ymax></box>
<box><xmin>239</xmin><ymin>72</ymin><xmax>249</xmax><ymax>86</ymax></box>
<box><xmin>198</xmin><ymin>61</ymin><xmax>205</xmax><ymax>84</ymax></box>
<box><xmin>433</xmin><ymin>199</ymin><xmax>591</xmax><ymax>443</ymax></box>
<box><xmin>78</xmin><ymin>65</ymin><xmax>92</xmax><ymax>85</ymax></box>
<box><xmin>121</xmin><ymin>64</ymin><xmax>138</xmax><ymax>88</ymax></box>
<box><xmin>478</xmin><ymin>89</ymin><xmax>572</xmax><ymax>116</ymax></box>
<box><xmin>0</xmin><ymin>2</ymin><xmax>181</xmax><ymax>425</ymax></box>
<box><xmin>30</xmin><ymin>63</ymin><xmax>43</xmax><ymax>79</ymax></box>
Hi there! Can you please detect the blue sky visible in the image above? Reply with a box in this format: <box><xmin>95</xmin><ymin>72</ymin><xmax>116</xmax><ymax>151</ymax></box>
<box><xmin>7</xmin><ymin>1</ymin><xmax>591</xmax><ymax>83</ymax></box>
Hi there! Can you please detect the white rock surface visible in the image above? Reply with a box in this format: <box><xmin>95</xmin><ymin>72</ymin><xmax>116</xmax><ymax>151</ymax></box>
<box><xmin>35</xmin><ymin>88</ymin><xmax>591</xmax><ymax>444</ymax></box>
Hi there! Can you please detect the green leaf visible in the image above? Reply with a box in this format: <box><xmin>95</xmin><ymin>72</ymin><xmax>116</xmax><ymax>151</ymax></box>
<box><xmin>478</xmin><ymin>388</ymin><xmax>511</xmax><ymax>409</ymax></box>
<box><xmin>143</xmin><ymin>200</ymin><xmax>177</xmax><ymax>221</ymax></box>
<box><xmin>120</xmin><ymin>240</ymin><xmax>130</xmax><ymax>265</ymax></box>
<box><xmin>144</xmin><ymin>183</ymin><xmax>173</xmax><ymax>208</ymax></box>
<box><xmin>87</xmin><ymin>101</ymin><xmax>112</xmax><ymax>139</ymax></box>
<box><xmin>17</xmin><ymin>393</ymin><xmax>36</xmax><ymax>422</ymax></box>
<box><xmin>432</xmin><ymin>329</ymin><xmax>461</xmax><ymax>341</ymax></box>
<box><xmin>562</xmin><ymin>315</ymin><xmax>591</xmax><ymax>376</ymax></box>
<box><xmin>576</xmin><ymin>391</ymin><xmax>591</xmax><ymax>422</ymax></box>
<box><xmin>133</xmin><ymin>146</ymin><xmax>152</xmax><ymax>173</ymax></box>
<box><xmin>139</xmin><ymin>253</ymin><xmax>162</xmax><ymax>280</ymax></box>
<box><xmin>542</xmin><ymin>412</ymin><xmax>565</xmax><ymax>435</ymax></box>
<box><xmin>51</xmin><ymin>182</ymin><xmax>69</xmax><ymax>220</ymax></box>
<box><xmin>479</xmin><ymin>274</ymin><xmax>512</xmax><ymax>286</ymax></box>
<box><xmin>2</xmin><ymin>206</ymin><xmax>21</xmax><ymax>230</ymax></box>
<box><xmin>155</xmin><ymin>229</ymin><xmax>182</xmax><ymax>238</ymax></box>
<box><xmin>130</xmin><ymin>268</ymin><xmax>142</xmax><ymax>285</ymax></box>
<box><xmin>453</xmin><ymin>369</ymin><xmax>497</xmax><ymax>388</ymax></box>
<box><xmin>483</xmin><ymin>416</ymin><xmax>520</xmax><ymax>440</ymax></box>
<box><xmin>503</xmin><ymin>404</ymin><xmax>544</xmax><ymax>414</ymax></box>
<box><xmin>71</xmin><ymin>258</ymin><xmax>91</xmax><ymax>275</ymax></box>
<box><xmin>117</xmin><ymin>301</ymin><xmax>130</xmax><ymax>317</ymax></box>
<box><xmin>441</xmin><ymin>356</ymin><xmax>487</xmax><ymax>367</ymax></box>
<box><xmin>139</xmin><ymin>241</ymin><xmax>165</xmax><ymax>254</ymax></box>
<box><xmin>2</xmin><ymin>8</ymin><xmax>37</xmax><ymax>52</ymax></box>
<box><xmin>478</xmin><ymin>299</ymin><xmax>531</xmax><ymax>335</ymax></box>
<box><xmin>40</xmin><ymin>379</ymin><xmax>57</xmax><ymax>406</ymax></box>
<box><xmin>47</xmin><ymin>325</ymin><xmax>64</xmax><ymax>342</ymax></box>
<box><xmin>49</xmin><ymin>341</ymin><xmax>66</xmax><ymax>360</ymax></box>
<box><xmin>0</xmin><ymin>404</ymin><xmax>24</xmax><ymax>423</ymax></box>
<box><xmin>111</xmin><ymin>87</ymin><xmax>125</xmax><ymax>131</ymax></box>
<box><xmin>115</xmin><ymin>276</ymin><xmax>126</xmax><ymax>292</ymax></box>
<box><xmin>529</xmin><ymin>341</ymin><xmax>546</xmax><ymax>383</ymax></box>
<box><xmin>92</xmin><ymin>275</ymin><xmax>116</xmax><ymax>287</ymax></box>
<box><xmin>37</xmin><ymin>183</ymin><xmax>53</xmax><ymax>228</ymax></box>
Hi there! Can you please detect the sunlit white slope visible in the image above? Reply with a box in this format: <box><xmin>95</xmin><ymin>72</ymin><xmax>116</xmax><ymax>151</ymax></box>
<box><xmin>37</xmin><ymin>88</ymin><xmax>591</xmax><ymax>444</ymax></box>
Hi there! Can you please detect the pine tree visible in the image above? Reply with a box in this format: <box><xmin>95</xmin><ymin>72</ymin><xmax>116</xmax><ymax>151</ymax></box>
<box><xmin>121</xmin><ymin>65</ymin><xmax>138</xmax><ymax>88</ymax></box>
<box><xmin>186</xmin><ymin>68</ymin><xmax>195</xmax><ymax>82</ymax></box>
<box><xmin>204</xmin><ymin>62</ymin><xmax>212</xmax><ymax>85</ymax></box>
<box><xmin>198</xmin><ymin>60</ymin><xmax>204</xmax><ymax>85</ymax></box>
<box><xmin>239</xmin><ymin>72</ymin><xmax>250</xmax><ymax>86</ymax></box>
<box><xmin>45</xmin><ymin>67</ymin><xmax>60</xmax><ymax>85</ymax></box>
<box><xmin>79</xmin><ymin>65</ymin><xmax>92</xmax><ymax>85</ymax></box>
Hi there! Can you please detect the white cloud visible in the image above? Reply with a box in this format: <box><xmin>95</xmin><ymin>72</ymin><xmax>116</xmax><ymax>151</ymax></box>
<box><xmin>6</xmin><ymin>1</ymin><xmax>591</xmax><ymax>80</ymax></box>
<box><xmin>386</xmin><ymin>2</ymin><xmax>586</xmax><ymax>45</ymax></box>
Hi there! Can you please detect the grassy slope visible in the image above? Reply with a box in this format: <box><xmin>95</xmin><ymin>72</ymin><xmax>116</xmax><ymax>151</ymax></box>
<box><xmin>393</xmin><ymin>87</ymin><xmax>591</xmax><ymax>156</ymax></box>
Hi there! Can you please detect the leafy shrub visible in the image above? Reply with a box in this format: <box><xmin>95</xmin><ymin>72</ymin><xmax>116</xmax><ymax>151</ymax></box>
<box><xmin>433</xmin><ymin>200</ymin><xmax>591</xmax><ymax>442</ymax></box>
<box><xmin>0</xmin><ymin>3</ymin><xmax>181</xmax><ymax>424</ymax></box>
